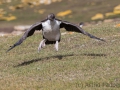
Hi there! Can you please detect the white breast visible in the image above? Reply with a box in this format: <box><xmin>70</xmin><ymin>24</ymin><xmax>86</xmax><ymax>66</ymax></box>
<box><xmin>42</xmin><ymin>20</ymin><xmax>61</xmax><ymax>41</ymax></box>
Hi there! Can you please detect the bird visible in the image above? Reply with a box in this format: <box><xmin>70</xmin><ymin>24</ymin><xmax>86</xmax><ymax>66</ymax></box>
<box><xmin>6</xmin><ymin>13</ymin><xmax>105</xmax><ymax>52</ymax></box>
<box><xmin>79</xmin><ymin>22</ymin><xmax>83</xmax><ymax>28</ymax></box>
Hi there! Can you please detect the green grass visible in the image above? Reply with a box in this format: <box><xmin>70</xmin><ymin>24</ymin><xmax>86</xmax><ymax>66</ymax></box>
<box><xmin>0</xmin><ymin>22</ymin><xmax>120</xmax><ymax>90</ymax></box>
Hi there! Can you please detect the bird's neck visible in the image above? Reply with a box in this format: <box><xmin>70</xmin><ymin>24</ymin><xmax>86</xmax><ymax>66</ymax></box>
<box><xmin>49</xmin><ymin>20</ymin><xmax>55</xmax><ymax>25</ymax></box>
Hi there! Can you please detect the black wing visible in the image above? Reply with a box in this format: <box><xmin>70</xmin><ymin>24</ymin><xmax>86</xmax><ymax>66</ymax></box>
<box><xmin>60</xmin><ymin>20</ymin><xmax>105</xmax><ymax>42</ymax></box>
<box><xmin>6</xmin><ymin>22</ymin><xmax>43</xmax><ymax>52</ymax></box>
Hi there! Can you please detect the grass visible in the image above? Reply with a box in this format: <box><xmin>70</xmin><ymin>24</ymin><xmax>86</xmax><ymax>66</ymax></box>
<box><xmin>0</xmin><ymin>21</ymin><xmax>120</xmax><ymax>90</ymax></box>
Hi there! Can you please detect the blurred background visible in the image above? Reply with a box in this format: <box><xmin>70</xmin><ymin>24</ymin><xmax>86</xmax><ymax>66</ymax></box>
<box><xmin>0</xmin><ymin>0</ymin><xmax>120</xmax><ymax>36</ymax></box>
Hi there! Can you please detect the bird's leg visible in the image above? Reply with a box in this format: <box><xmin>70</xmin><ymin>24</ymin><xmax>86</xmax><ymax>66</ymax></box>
<box><xmin>55</xmin><ymin>41</ymin><xmax>59</xmax><ymax>51</ymax></box>
<box><xmin>38</xmin><ymin>39</ymin><xmax>46</xmax><ymax>53</ymax></box>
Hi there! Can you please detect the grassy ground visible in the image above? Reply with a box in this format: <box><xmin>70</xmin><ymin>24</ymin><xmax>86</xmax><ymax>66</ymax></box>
<box><xmin>0</xmin><ymin>21</ymin><xmax>120</xmax><ymax>90</ymax></box>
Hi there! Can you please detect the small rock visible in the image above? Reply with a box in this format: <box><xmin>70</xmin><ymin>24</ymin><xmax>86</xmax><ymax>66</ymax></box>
<box><xmin>103</xmin><ymin>19</ymin><xmax>114</xmax><ymax>23</ymax></box>
<box><xmin>14</xmin><ymin>25</ymin><xmax>31</xmax><ymax>31</ymax></box>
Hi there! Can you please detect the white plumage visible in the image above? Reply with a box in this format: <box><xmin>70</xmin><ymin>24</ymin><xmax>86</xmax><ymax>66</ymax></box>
<box><xmin>42</xmin><ymin>19</ymin><xmax>61</xmax><ymax>41</ymax></box>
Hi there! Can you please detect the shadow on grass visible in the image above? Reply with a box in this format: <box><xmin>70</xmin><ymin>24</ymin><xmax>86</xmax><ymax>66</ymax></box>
<box><xmin>82</xmin><ymin>53</ymin><xmax>107</xmax><ymax>57</ymax></box>
<box><xmin>14</xmin><ymin>54</ymin><xmax>74</xmax><ymax>67</ymax></box>
<box><xmin>14</xmin><ymin>53</ymin><xmax>106</xmax><ymax>67</ymax></box>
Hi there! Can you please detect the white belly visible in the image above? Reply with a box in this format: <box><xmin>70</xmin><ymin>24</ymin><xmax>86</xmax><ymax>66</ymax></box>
<box><xmin>42</xmin><ymin>20</ymin><xmax>61</xmax><ymax>41</ymax></box>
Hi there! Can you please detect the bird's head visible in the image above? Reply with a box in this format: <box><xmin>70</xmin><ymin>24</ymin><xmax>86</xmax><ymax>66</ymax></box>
<box><xmin>47</xmin><ymin>13</ymin><xmax>55</xmax><ymax>21</ymax></box>
<box><xmin>79</xmin><ymin>22</ymin><xmax>83</xmax><ymax>28</ymax></box>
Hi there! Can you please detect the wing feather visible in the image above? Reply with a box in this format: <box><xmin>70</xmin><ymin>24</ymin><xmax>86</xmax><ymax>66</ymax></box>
<box><xmin>60</xmin><ymin>21</ymin><xmax>105</xmax><ymax>42</ymax></box>
<box><xmin>6</xmin><ymin>22</ymin><xmax>43</xmax><ymax>52</ymax></box>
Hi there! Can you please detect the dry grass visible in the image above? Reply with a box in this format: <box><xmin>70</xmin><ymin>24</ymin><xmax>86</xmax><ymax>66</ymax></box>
<box><xmin>0</xmin><ymin>22</ymin><xmax>120</xmax><ymax>90</ymax></box>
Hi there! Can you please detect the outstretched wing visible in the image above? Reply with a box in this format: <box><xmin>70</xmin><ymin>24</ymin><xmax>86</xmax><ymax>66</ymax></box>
<box><xmin>60</xmin><ymin>20</ymin><xmax>105</xmax><ymax>42</ymax></box>
<box><xmin>6</xmin><ymin>22</ymin><xmax>43</xmax><ymax>52</ymax></box>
